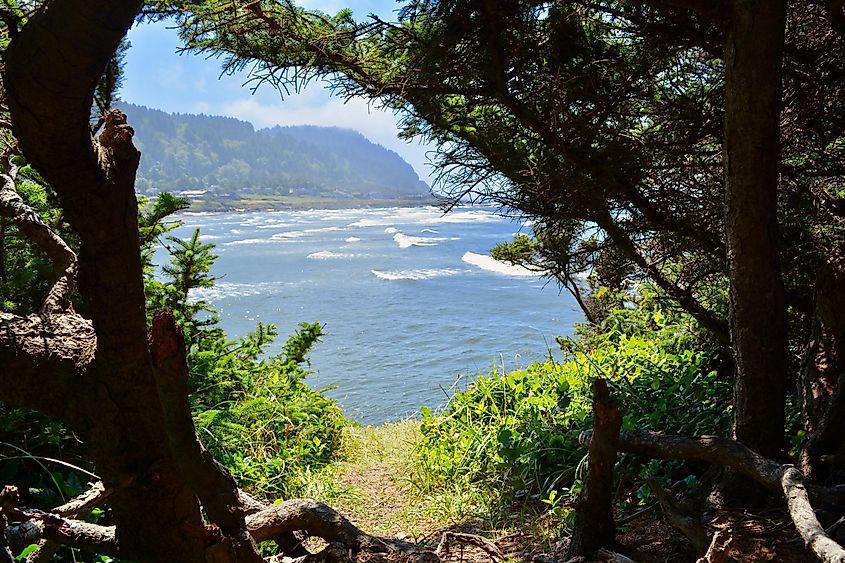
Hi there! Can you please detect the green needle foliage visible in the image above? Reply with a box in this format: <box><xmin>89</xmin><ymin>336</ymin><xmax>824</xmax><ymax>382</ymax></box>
<box><xmin>145</xmin><ymin>223</ymin><xmax>347</xmax><ymax>500</ymax></box>
<box><xmin>191</xmin><ymin>322</ymin><xmax>346</xmax><ymax>499</ymax></box>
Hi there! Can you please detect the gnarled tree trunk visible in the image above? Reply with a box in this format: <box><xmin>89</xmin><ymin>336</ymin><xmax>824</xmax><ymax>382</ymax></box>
<box><xmin>1</xmin><ymin>2</ymin><xmax>252</xmax><ymax>560</ymax></box>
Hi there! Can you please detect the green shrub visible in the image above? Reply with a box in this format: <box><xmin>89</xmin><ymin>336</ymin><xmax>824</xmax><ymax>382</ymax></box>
<box><xmin>415</xmin><ymin>285</ymin><xmax>730</xmax><ymax>517</ymax></box>
<box><xmin>144</xmin><ymin>218</ymin><xmax>349</xmax><ymax>500</ymax></box>
<box><xmin>191</xmin><ymin>322</ymin><xmax>347</xmax><ymax>499</ymax></box>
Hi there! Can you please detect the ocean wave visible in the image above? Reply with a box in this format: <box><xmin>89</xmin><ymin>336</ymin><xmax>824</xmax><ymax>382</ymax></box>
<box><xmin>371</xmin><ymin>268</ymin><xmax>463</xmax><ymax>281</ymax></box>
<box><xmin>345</xmin><ymin>237</ymin><xmax>362</xmax><ymax>243</ymax></box>
<box><xmin>462</xmin><ymin>252</ymin><xmax>537</xmax><ymax>277</ymax></box>
<box><xmin>307</xmin><ymin>251</ymin><xmax>360</xmax><ymax>260</ymax></box>
<box><xmin>271</xmin><ymin>231</ymin><xmax>307</xmax><ymax>239</ymax></box>
<box><xmin>347</xmin><ymin>207</ymin><xmax>499</xmax><ymax>228</ymax></box>
<box><xmin>271</xmin><ymin>226</ymin><xmax>342</xmax><ymax>239</ymax></box>
<box><xmin>225</xmin><ymin>238</ymin><xmax>277</xmax><ymax>245</ymax></box>
<box><xmin>421</xmin><ymin>228</ymin><xmax>439</xmax><ymax>234</ymax></box>
<box><xmin>393</xmin><ymin>233</ymin><xmax>446</xmax><ymax>248</ymax></box>
<box><xmin>384</xmin><ymin>227</ymin><xmax>398</xmax><ymax>234</ymax></box>
<box><xmin>255</xmin><ymin>223</ymin><xmax>296</xmax><ymax>230</ymax></box>
<box><xmin>189</xmin><ymin>282</ymin><xmax>264</xmax><ymax>300</ymax></box>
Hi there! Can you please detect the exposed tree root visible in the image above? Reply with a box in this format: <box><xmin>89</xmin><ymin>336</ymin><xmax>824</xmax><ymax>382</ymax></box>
<box><xmin>580</xmin><ymin>429</ymin><xmax>845</xmax><ymax>562</ymax></box>
<box><xmin>435</xmin><ymin>532</ymin><xmax>504</xmax><ymax>561</ymax></box>
<box><xmin>2</xmin><ymin>485</ymin><xmax>508</xmax><ymax>563</ymax></box>
<box><xmin>644</xmin><ymin>476</ymin><xmax>710</xmax><ymax>554</ymax></box>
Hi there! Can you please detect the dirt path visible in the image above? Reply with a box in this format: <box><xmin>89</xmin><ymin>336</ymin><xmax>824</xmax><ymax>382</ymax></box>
<box><xmin>330</xmin><ymin>421</ymin><xmax>439</xmax><ymax>543</ymax></box>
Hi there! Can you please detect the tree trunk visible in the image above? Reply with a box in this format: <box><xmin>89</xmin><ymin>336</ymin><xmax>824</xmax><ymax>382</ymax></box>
<box><xmin>568</xmin><ymin>378</ymin><xmax>621</xmax><ymax>558</ymax></box>
<box><xmin>723</xmin><ymin>0</ymin><xmax>789</xmax><ymax>459</ymax></box>
<box><xmin>4</xmin><ymin>2</ymin><xmax>209</xmax><ymax>560</ymax></box>
<box><xmin>800</xmin><ymin>257</ymin><xmax>845</xmax><ymax>482</ymax></box>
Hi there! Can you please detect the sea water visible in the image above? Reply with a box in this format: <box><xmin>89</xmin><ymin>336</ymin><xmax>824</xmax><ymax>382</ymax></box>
<box><xmin>163</xmin><ymin>206</ymin><xmax>582</xmax><ymax>424</ymax></box>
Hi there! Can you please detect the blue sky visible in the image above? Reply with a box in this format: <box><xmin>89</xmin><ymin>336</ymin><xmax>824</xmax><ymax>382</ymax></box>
<box><xmin>121</xmin><ymin>1</ymin><xmax>435</xmax><ymax>181</ymax></box>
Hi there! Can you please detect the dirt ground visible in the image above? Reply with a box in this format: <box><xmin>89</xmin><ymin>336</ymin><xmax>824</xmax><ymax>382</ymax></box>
<box><xmin>325</xmin><ymin>423</ymin><xmax>815</xmax><ymax>563</ymax></box>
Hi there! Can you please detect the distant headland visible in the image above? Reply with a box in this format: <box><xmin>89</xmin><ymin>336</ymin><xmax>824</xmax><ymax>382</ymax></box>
<box><xmin>120</xmin><ymin>103</ymin><xmax>436</xmax><ymax>210</ymax></box>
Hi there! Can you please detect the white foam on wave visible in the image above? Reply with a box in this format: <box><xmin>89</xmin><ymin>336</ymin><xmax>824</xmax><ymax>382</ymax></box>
<box><xmin>189</xmin><ymin>282</ymin><xmax>263</xmax><ymax>300</ymax></box>
<box><xmin>385</xmin><ymin>227</ymin><xmax>398</xmax><ymax>234</ymax></box>
<box><xmin>421</xmin><ymin>228</ymin><xmax>439</xmax><ymax>234</ymax></box>
<box><xmin>371</xmin><ymin>268</ymin><xmax>463</xmax><ymax>281</ymax></box>
<box><xmin>307</xmin><ymin>251</ymin><xmax>360</xmax><ymax>260</ymax></box>
<box><xmin>462</xmin><ymin>252</ymin><xmax>537</xmax><ymax>277</ymax></box>
<box><xmin>225</xmin><ymin>238</ymin><xmax>276</xmax><ymax>246</ymax></box>
<box><xmin>345</xmin><ymin>237</ymin><xmax>362</xmax><ymax>243</ymax></box>
<box><xmin>393</xmin><ymin>233</ymin><xmax>446</xmax><ymax>248</ymax></box>
<box><xmin>271</xmin><ymin>231</ymin><xmax>307</xmax><ymax>240</ymax></box>
<box><xmin>255</xmin><ymin>222</ymin><xmax>295</xmax><ymax>230</ymax></box>
<box><xmin>271</xmin><ymin>226</ymin><xmax>342</xmax><ymax>240</ymax></box>
<box><xmin>347</xmin><ymin>207</ymin><xmax>499</xmax><ymax>228</ymax></box>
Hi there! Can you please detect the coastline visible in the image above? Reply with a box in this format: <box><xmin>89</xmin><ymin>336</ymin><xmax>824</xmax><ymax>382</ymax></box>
<box><xmin>171</xmin><ymin>193</ymin><xmax>442</xmax><ymax>213</ymax></box>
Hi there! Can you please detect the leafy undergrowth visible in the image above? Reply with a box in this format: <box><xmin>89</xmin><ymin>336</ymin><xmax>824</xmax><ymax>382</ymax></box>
<box><xmin>408</xmin><ymin>287</ymin><xmax>730</xmax><ymax>548</ymax></box>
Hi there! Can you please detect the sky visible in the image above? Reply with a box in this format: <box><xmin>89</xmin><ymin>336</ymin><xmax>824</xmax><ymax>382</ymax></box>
<box><xmin>121</xmin><ymin>1</ymin><xmax>435</xmax><ymax>181</ymax></box>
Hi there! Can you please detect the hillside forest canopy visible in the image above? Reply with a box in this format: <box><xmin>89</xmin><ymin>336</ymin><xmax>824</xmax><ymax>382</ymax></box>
<box><xmin>121</xmin><ymin>103</ymin><xmax>431</xmax><ymax>200</ymax></box>
<box><xmin>0</xmin><ymin>1</ymin><xmax>845</xmax><ymax>562</ymax></box>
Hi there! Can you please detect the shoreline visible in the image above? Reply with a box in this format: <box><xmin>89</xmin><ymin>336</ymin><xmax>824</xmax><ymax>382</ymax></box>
<box><xmin>169</xmin><ymin>194</ymin><xmax>443</xmax><ymax>213</ymax></box>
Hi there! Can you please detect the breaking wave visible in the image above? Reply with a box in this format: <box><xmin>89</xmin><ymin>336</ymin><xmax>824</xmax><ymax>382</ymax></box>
<box><xmin>461</xmin><ymin>252</ymin><xmax>537</xmax><ymax>277</ymax></box>
<box><xmin>393</xmin><ymin>233</ymin><xmax>446</xmax><ymax>248</ymax></box>
<box><xmin>371</xmin><ymin>268</ymin><xmax>463</xmax><ymax>281</ymax></box>
<box><xmin>307</xmin><ymin>251</ymin><xmax>360</xmax><ymax>260</ymax></box>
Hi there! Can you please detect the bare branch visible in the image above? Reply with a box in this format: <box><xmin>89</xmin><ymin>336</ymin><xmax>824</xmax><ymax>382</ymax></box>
<box><xmin>0</xmin><ymin>166</ymin><xmax>77</xmax><ymax>313</ymax></box>
<box><xmin>580</xmin><ymin>430</ymin><xmax>845</xmax><ymax>562</ymax></box>
<box><xmin>782</xmin><ymin>467</ymin><xmax>845</xmax><ymax>563</ymax></box>
<box><xmin>28</xmin><ymin>481</ymin><xmax>113</xmax><ymax>563</ymax></box>
<box><xmin>6</xmin><ymin>509</ymin><xmax>117</xmax><ymax>558</ymax></box>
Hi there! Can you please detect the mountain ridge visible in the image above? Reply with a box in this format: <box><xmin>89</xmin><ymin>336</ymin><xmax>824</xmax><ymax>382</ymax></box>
<box><xmin>119</xmin><ymin>103</ymin><xmax>431</xmax><ymax>202</ymax></box>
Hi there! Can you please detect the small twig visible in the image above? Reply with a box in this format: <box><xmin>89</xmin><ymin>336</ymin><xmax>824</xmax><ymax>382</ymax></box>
<box><xmin>615</xmin><ymin>501</ymin><xmax>657</xmax><ymax>525</ymax></box>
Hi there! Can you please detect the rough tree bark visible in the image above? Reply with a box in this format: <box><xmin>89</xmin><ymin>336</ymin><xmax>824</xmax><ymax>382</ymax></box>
<box><xmin>800</xmin><ymin>256</ymin><xmax>845</xmax><ymax>482</ymax></box>
<box><xmin>567</xmin><ymin>379</ymin><xmax>621</xmax><ymax>558</ymax></box>
<box><xmin>2</xmin><ymin>2</ymin><xmax>225</xmax><ymax>560</ymax></box>
<box><xmin>723</xmin><ymin>0</ymin><xmax>789</xmax><ymax>460</ymax></box>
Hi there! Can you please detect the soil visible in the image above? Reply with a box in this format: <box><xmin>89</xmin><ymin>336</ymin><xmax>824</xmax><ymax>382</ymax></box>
<box><xmin>324</xmin><ymin>424</ymin><xmax>819</xmax><ymax>563</ymax></box>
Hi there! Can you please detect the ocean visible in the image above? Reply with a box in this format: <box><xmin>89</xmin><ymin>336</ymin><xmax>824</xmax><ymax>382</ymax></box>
<box><xmin>163</xmin><ymin>206</ymin><xmax>582</xmax><ymax>424</ymax></box>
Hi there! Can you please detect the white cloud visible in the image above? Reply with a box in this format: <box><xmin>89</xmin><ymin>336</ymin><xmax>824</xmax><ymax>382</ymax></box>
<box><xmin>222</xmin><ymin>95</ymin><xmax>433</xmax><ymax>180</ymax></box>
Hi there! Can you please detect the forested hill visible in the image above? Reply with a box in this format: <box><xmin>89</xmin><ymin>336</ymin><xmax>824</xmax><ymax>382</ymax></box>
<box><xmin>119</xmin><ymin>103</ymin><xmax>430</xmax><ymax>200</ymax></box>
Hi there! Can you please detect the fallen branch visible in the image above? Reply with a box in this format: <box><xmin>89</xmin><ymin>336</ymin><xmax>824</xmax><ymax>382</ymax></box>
<box><xmin>5</xmin><ymin>492</ymin><xmax>502</xmax><ymax>562</ymax></box>
<box><xmin>0</xmin><ymin>486</ymin><xmax>117</xmax><ymax>558</ymax></box>
<box><xmin>435</xmin><ymin>531</ymin><xmax>505</xmax><ymax>561</ymax></box>
<box><xmin>26</xmin><ymin>481</ymin><xmax>112</xmax><ymax>563</ymax></box>
<box><xmin>580</xmin><ymin>429</ymin><xmax>845</xmax><ymax>562</ymax></box>
<box><xmin>782</xmin><ymin>467</ymin><xmax>845</xmax><ymax>563</ymax></box>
